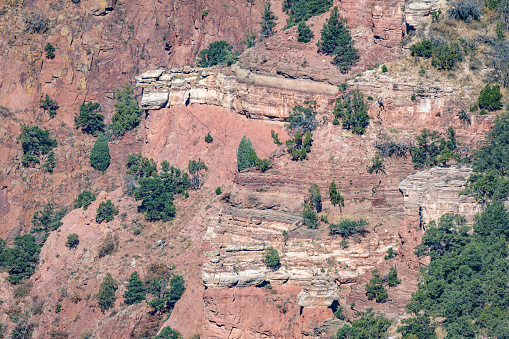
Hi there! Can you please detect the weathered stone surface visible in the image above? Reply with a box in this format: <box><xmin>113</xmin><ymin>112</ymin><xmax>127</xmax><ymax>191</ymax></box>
<box><xmin>136</xmin><ymin>66</ymin><xmax>337</xmax><ymax>120</ymax></box>
<box><xmin>399</xmin><ymin>166</ymin><xmax>480</xmax><ymax>225</ymax></box>
<box><xmin>297</xmin><ymin>278</ymin><xmax>340</xmax><ymax>308</ymax></box>
<box><xmin>140</xmin><ymin>92</ymin><xmax>169</xmax><ymax>109</ymax></box>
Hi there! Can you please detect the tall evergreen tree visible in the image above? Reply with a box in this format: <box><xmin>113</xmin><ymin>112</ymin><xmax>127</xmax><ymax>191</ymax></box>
<box><xmin>98</xmin><ymin>273</ymin><xmax>118</xmax><ymax>312</ymax></box>
<box><xmin>237</xmin><ymin>136</ymin><xmax>258</xmax><ymax>171</ymax></box>
<box><xmin>260</xmin><ymin>1</ymin><xmax>278</xmax><ymax>39</ymax></box>
<box><xmin>297</xmin><ymin>21</ymin><xmax>314</xmax><ymax>43</ymax></box>
<box><xmin>90</xmin><ymin>134</ymin><xmax>110</xmax><ymax>172</ymax></box>
<box><xmin>317</xmin><ymin>6</ymin><xmax>359</xmax><ymax>72</ymax></box>
<box><xmin>123</xmin><ymin>271</ymin><xmax>146</xmax><ymax>305</ymax></box>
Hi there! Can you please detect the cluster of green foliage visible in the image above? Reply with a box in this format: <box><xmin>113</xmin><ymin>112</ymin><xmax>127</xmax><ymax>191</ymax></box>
<box><xmin>74</xmin><ymin>190</ymin><xmax>96</xmax><ymax>210</ymax></box>
<box><xmin>406</xmin><ymin>205</ymin><xmax>509</xmax><ymax>338</ymax></box>
<box><xmin>90</xmin><ymin>134</ymin><xmax>110</xmax><ymax>172</ymax></box>
<box><xmin>381</xmin><ymin>64</ymin><xmax>388</xmax><ymax>72</ymax></box>
<box><xmin>39</xmin><ymin>94</ymin><xmax>58</xmax><ymax>118</ymax></box>
<box><xmin>96</xmin><ymin>200</ymin><xmax>119</xmax><ymax>223</ymax></box>
<box><xmin>43</xmin><ymin>151</ymin><xmax>56</xmax><ymax>173</ymax></box>
<box><xmin>458</xmin><ymin>109</ymin><xmax>471</xmax><ymax>124</ymax></box>
<box><xmin>215</xmin><ymin>186</ymin><xmax>222</xmax><ymax>195</ymax></box>
<box><xmin>134</xmin><ymin>161</ymin><xmax>191</xmax><ymax>221</ymax></box>
<box><xmin>260</xmin><ymin>1</ymin><xmax>278</xmax><ymax>39</ymax></box>
<box><xmin>112</xmin><ymin>84</ymin><xmax>144</xmax><ymax>137</ymax></box>
<box><xmin>123</xmin><ymin>271</ymin><xmax>146</xmax><ymax>305</ymax></box>
<box><xmin>74</xmin><ymin>102</ymin><xmax>105</xmax><ymax>135</ymax></box>
<box><xmin>297</xmin><ymin>22</ymin><xmax>314</xmax><ymax>43</ymax></box>
<box><xmin>17</xmin><ymin>125</ymin><xmax>57</xmax><ymax>167</ymax></box>
<box><xmin>152</xmin><ymin>326</ymin><xmax>182</xmax><ymax>339</ymax></box>
<box><xmin>301</xmin><ymin>203</ymin><xmax>318</xmax><ymax>228</ymax></box>
<box><xmin>44</xmin><ymin>42</ymin><xmax>55</xmax><ymax>58</ymax></box>
<box><xmin>336</xmin><ymin>308</ymin><xmax>391</xmax><ymax>339</ymax></box>
<box><xmin>365</xmin><ymin>269</ymin><xmax>388</xmax><ymax>303</ymax></box>
<box><xmin>308</xmin><ymin>184</ymin><xmax>322</xmax><ymax>213</ymax></box>
<box><xmin>55</xmin><ymin>302</ymin><xmax>61</xmax><ymax>313</ymax></box>
<box><xmin>387</xmin><ymin>267</ymin><xmax>401</xmax><ymax>287</ymax></box>
<box><xmin>462</xmin><ymin>112</ymin><xmax>509</xmax><ymax>202</ymax></box>
<box><xmin>66</xmin><ymin>233</ymin><xmax>79</xmax><ymax>249</ymax></box>
<box><xmin>0</xmin><ymin>235</ymin><xmax>41</xmax><ymax>284</ymax></box>
<box><xmin>264</xmin><ymin>246</ymin><xmax>281</xmax><ymax>269</ymax></box>
<box><xmin>397</xmin><ymin>314</ymin><xmax>437</xmax><ymax>339</ymax></box>
<box><xmin>410</xmin><ymin>39</ymin><xmax>463</xmax><ymax>70</ymax></box>
<box><xmin>205</xmin><ymin>132</ymin><xmax>213</xmax><ymax>143</ymax></box>
<box><xmin>286</xmin><ymin>131</ymin><xmax>313</xmax><ymax>160</ymax></box>
<box><xmin>328</xmin><ymin>181</ymin><xmax>345</xmax><ymax>210</ymax></box>
<box><xmin>283</xmin><ymin>0</ymin><xmax>332</xmax><ymax>27</ymax></box>
<box><xmin>411</xmin><ymin>126</ymin><xmax>458</xmax><ymax>169</ymax></box>
<box><xmin>237</xmin><ymin>136</ymin><xmax>258</xmax><ymax>171</ymax></box>
<box><xmin>384</xmin><ymin>247</ymin><xmax>396</xmax><ymax>260</ymax></box>
<box><xmin>188</xmin><ymin>159</ymin><xmax>207</xmax><ymax>190</ymax></box>
<box><xmin>286</xmin><ymin>101</ymin><xmax>318</xmax><ymax>134</ymax></box>
<box><xmin>197</xmin><ymin>40</ymin><xmax>238</xmax><ymax>67</ymax></box>
<box><xmin>126</xmin><ymin>152</ymin><xmax>157</xmax><ymax>178</ymax></box>
<box><xmin>32</xmin><ymin>202</ymin><xmax>67</xmax><ymax>235</ymax></box>
<box><xmin>478</xmin><ymin>83</ymin><xmax>503</xmax><ymax>111</ymax></box>
<box><xmin>98</xmin><ymin>273</ymin><xmax>118</xmax><ymax>312</ymax></box>
<box><xmin>148</xmin><ymin>274</ymin><xmax>186</xmax><ymax>313</ymax></box>
<box><xmin>367</xmin><ymin>152</ymin><xmax>385</xmax><ymax>183</ymax></box>
<box><xmin>317</xmin><ymin>7</ymin><xmax>359</xmax><ymax>72</ymax></box>
<box><xmin>333</xmin><ymin>89</ymin><xmax>369</xmax><ymax>134</ymax></box>
<box><xmin>329</xmin><ymin>219</ymin><xmax>367</xmax><ymax>237</ymax></box>
<box><xmin>334</xmin><ymin>304</ymin><xmax>345</xmax><ymax>320</ymax></box>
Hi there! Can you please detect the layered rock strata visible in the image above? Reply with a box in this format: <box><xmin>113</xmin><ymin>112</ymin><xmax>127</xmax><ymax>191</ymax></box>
<box><xmin>135</xmin><ymin>66</ymin><xmax>338</xmax><ymax>120</ymax></box>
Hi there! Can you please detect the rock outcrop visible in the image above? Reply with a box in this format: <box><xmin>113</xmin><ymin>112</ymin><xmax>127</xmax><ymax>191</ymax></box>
<box><xmin>399</xmin><ymin>166</ymin><xmax>481</xmax><ymax>226</ymax></box>
<box><xmin>136</xmin><ymin>66</ymin><xmax>338</xmax><ymax>120</ymax></box>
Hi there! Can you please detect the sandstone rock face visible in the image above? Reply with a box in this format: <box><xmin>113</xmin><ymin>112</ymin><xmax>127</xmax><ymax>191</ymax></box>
<box><xmin>136</xmin><ymin>66</ymin><xmax>338</xmax><ymax>120</ymax></box>
<box><xmin>405</xmin><ymin>0</ymin><xmax>443</xmax><ymax>32</ymax></box>
<box><xmin>399</xmin><ymin>166</ymin><xmax>480</xmax><ymax>226</ymax></box>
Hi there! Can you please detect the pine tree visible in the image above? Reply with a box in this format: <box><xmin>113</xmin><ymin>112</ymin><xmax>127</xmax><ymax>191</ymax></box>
<box><xmin>90</xmin><ymin>134</ymin><xmax>110</xmax><ymax>172</ymax></box>
<box><xmin>260</xmin><ymin>1</ymin><xmax>278</xmax><ymax>39</ymax></box>
<box><xmin>297</xmin><ymin>21</ymin><xmax>314</xmax><ymax>43</ymax></box>
<box><xmin>98</xmin><ymin>273</ymin><xmax>118</xmax><ymax>312</ymax></box>
<box><xmin>387</xmin><ymin>267</ymin><xmax>401</xmax><ymax>287</ymax></box>
<box><xmin>329</xmin><ymin>181</ymin><xmax>345</xmax><ymax>210</ymax></box>
<box><xmin>123</xmin><ymin>271</ymin><xmax>146</xmax><ymax>305</ymax></box>
<box><xmin>365</xmin><ymin>269</ymin><xmax>388</xmax><ymax>303</ymax></box>
<box><xmin>317</xmin><ymin>6</ymin><xmax>359</xmax><ymax>72</ymax></box>
<box><xmin>237</xmin><ymin>136</ymin><xmax>258</xmax><ymax>171</ymax></box>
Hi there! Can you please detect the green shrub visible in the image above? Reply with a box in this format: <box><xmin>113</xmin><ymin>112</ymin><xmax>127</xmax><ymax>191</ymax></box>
<box><xmin>333</xmin><ymin>89</ymin><xmax>369</xmax><ymax>134</ymax></box>
<box><xmin>317</xmin><ymin>7</ymin><xmax>359</xmax><ymax>72</ymax></box>
<box><xmin>90</xmin><ymin>134</ymin><xmax>110</xmax><ymax>172</ymax></box>
<box><xmin>308</xmin><ymin>184</ymin><xmax>322</xmax><ymax>213</ymax></box>
<box><xmin>111</xmin><ymin>83</ymin><xmax>144</xmax><ymax>137</ymax></box>
<box><xmin>302</xmin><ymin>203</ymin><xmax>318</xmax><ymax>228</ymax></box>
<box><xmin>55</xmin><ymin>302</ymin><xmax>61</xmax><ymax>313</ymax></box>
<box><xmin>337</xmin><ymin>309</ymin><xmax>391</xmax><ymax>339</ymax></box>
<box><xmin>32</xmin><ymin>202</ymin><xmax>67</xmax><ymax>233</ymax></box>
<box><xmin>271</xmin><ymin>130</ymin><xmax>283</xmax><ymax>145</ymax></box>
<box><xmin>123</xmin><ymin>271</ymin><xmax>146</xmax><ymax>305</ymax></box>
<box><xmin>44</xmin><ymin>42</ymin><xmax>55</xmax><ymax>58</ymax></box>
<box><xmin>264</xmin><ymin>246</ymin><xmax>280</xmax><ymax>269</ymax></box>
<box><xmin>134</xmin><ymin>162</ymin><xmax>191</xmax><ymax>221</ymax></box>
<box><xmin>96</xmin><ymin>200</ymin><xmax>118</xmax><ymax>223</ymax></box>
<box><xmin>237</xmin><ymin>136</ymin><xmax>258</xmax><ymax>171</ymax></box>
<box><xmin>286</xmin><ymin>131</ymin><xmax>313</xmax><ymax>160</ymax></box>
<box><xmin>201</xmin><ymin>9</ymin><xmax>208</xmax><ymax>18</ymax></box>
<box><xmin>283</xmin><ymin>0</ymin><xmax>332</xmax><ymax>26</ymax></box>
<box><xmin>43</xmin><ymin>151</ymin><xmax>56</xmax><ymax>173</ymax></box>
<box><xmin>0</xmin><ymin>235</ymin><xmax>41</xmax><ymax>284</ymax></box>
<box><xmin>478</xmin><ymin>83</ymin><xmax>503</xmax><ymax>111</ymax></box>
<box><xmin>328</xmin><ymin>181</ymin><xmax>344</xmax><ymax>210</ymax></box>
<box><xmin>197</xmin><ymin>40</ymin><xmax>238</xmax><ymax>67</ymax></box>
<box><xmin>329</xmin><ymin>219</ymin><xmax>367</xmax><ymax>237</ymax></box>
<box><xmin>74</xmin><ymin>102</ymin><xmax>105</xmax><ymax>135</ymax></box>
<box><xmin>286</xmin><ymin>100</ymin><xmax>317</xmax><ymax>133</ymax></box>
<box><xmin>126</xmin><ymin>152</ymin><xmax>157</xmax><ymax>178</ymax></box>
<box><xmin>458</xmin><ymin>110</ymin><xmax>471</xmax><ymax>124</ymax></box>
<box><xmin>411</xmin><ymin>94</ymin><xmax>416</xmax><ymax>101</ymax></box>
<box><xmin>167</xmin><ymin>275</ymin><xmax>185</xmax><ymax>308</ymax></box>
<box><xmin>365</xmin><ymin>269</ymin><xmax>388</xmax><ymax>302</ymax></box>
<box><xmin>98</xmin><ymin>273</ymin><xmax>118</xmax><ymax>312</ymax></box>
<box><xmin>411</xmin><ymin>127</ymin><xmax>458</xmax><ymax>169</ymax></box>
<box><xmin>260</xmin><ymin>1</ymin><xmax>278</xmax><ymax>38</ymax></box>
<box><xmin>17</xmin><ymin>125</ymin><xmax>57</xmax><ymax>167</ymax></box>
<box><xmin>74</xmin><ymin>190</ymin><xmax>96</xmax><ymax>210</ymax></box>
<box><xmin>66</xmin><ymin>233</ymin><xmax>79</xmax><ymax>249</ymax></box>
<box><xmin>387</xmin><ymin>267</ymin><xmax>401</xmax><ymax>287</ymax></box>
<box><xmin>381</xmin><ymin>64</ymin><xmax>388</xmax><ymax>72</ymax></box>
<box><xmin>384</xmin><ymin>247</ymin><xmax>396</xmax><ymax>260</ymax></box>
<box><xmin>256</xmin><ymin>158</ymin><xmax>272</xmax><ymax>172</ymax></box>
<box><xmin>431</xmin><ymin>42</ymin><xmax>463</xmax><ymax>70</ymax></box>
<box><xmin>397</xmin><ymin>314</ymin><xmax>437</xmax><ymax>339</ymax></box>
<box><xmin>367</xmin><ymin>152</ymin><xmax>386</xmax><ymax>183</ymax></box>
<box><xmin>153</xmin><ymin>326</ymin><xmax>182</xmax><ymax>339</ymax></box>
<box><xmin>334</xmin><ymin>304</ymin><xmax>345</xmax><ymax>320</ymax></box>
<box><xmin>410</xmin><ymin>39</ymin><xmax>434</xmax><ymax>58</ymax></box>
<box><xmin>215</xmin><ymin>186</ymin><xmax>222</xmax><ymax>195</ymax></box>
<box><xmin>496</xmin><ymin>20</ymin><xmax>505</xmax><ymax>40</ymax></box>
<box><xmin>205</xmin><ymin>132</ymin><xmax>213</xmax><ymax>143</ymax></box>
<box><xmin>297</xmin><ymin>21</ymin><xmax>314</xmax><ymax>43</ymax></box>
<box><xmin>39</xmin><ymin>94</ymin><xmax>58</xmax><ymax>117</ymax></box>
